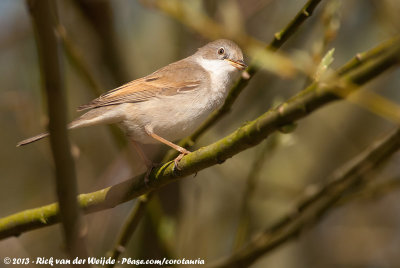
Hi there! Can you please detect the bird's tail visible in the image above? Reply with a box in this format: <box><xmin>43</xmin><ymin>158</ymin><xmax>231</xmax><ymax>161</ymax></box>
<box><xmin>16</xmin><ymin>106</ymin><xmax>122</xmax><ymax>147</ymax></box>
<box><xmin>17</xmin><ymin>132</ymin><xmax>50</xmax><ymax>147</ymax></box>
<box><xmin>17</xmin><ymin>121</ymin><xmax>86</xmax><ymax>147</ymax></box>
<box><xmin>17</xmin><ymin>120</ymin><xmax>89</xmax><ymax>147</ymax></box>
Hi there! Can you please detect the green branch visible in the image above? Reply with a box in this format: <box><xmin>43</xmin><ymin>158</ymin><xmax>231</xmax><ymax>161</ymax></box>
<box><xmin>1</xmin><ymin>37</ymin><xmax>398</xmax><ymax>240</ymax></box>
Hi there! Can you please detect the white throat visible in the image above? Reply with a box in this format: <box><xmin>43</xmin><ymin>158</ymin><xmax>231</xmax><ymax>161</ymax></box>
<box><xmin>195</xmin><ymin>57</ymin><xmax>239</xmax><ymax>94</ymax></box>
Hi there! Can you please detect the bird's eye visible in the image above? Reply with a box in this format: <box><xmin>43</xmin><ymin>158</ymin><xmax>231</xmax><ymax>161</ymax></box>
<box><xmin>218</xmin><ymin>47</ymin><xmax>225</xmax><ymax>55</ymax></box>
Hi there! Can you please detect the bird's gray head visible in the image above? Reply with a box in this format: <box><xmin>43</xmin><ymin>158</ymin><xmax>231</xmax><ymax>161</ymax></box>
<box><xmin>195</xmin><ymin>39</ymin><xmax>247</xmax><ymax>71</ymax></box>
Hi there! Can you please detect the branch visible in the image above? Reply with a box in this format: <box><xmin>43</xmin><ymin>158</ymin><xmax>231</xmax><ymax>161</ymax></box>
<box><xmin>233</xmin><ymin>134</ymin><xmax>281</xmax><ymax>250</ymax></box>
<box><xmin>337</xmin><ymin>36</ymin><xmax>400</xmax><ymax>76</ymax></box>
<box><xmin>338</xmin><ymin>177</ymin><xmax>400</xmax><ymax>205</ymax></box>
<box><xmin>1</xmin><ymin>37</ymin><xmax>399</xmax><ymax>239</ymax></box>
<box><xmin>26</xmin><ymin>0</ymin><xmax>89</xmax><ymax>261</ymax></box>
<box><xmin>208</xmin><ymin>126</ymin><xmax>400</xmax><ymax>268</ymax></box>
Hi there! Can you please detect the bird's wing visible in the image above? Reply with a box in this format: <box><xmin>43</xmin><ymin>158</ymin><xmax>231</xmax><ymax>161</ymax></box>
<box><xmin>77</xmin><ymin>59</ymin><xmax>206</xmax><ymax>111</ymax></box>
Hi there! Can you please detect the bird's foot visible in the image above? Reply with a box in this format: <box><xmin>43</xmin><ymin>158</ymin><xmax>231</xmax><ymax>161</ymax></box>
<box><xmin>173</xmin><ymin>149</ymin><xmax>190</xmax><ymax>171</ymax></box>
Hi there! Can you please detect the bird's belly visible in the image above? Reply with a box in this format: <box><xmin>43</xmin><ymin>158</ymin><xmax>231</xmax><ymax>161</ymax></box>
<box><xmin>119</xmin><ymin>90</ymin><xmax>223</xmax><ymax>144</ymax></box>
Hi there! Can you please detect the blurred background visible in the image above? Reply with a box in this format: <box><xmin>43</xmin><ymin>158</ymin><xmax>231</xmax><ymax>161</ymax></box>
<box><xmin>1</xmin><ymin>0</ymin><xmax>400</xmax><ymax>267</ymax></box>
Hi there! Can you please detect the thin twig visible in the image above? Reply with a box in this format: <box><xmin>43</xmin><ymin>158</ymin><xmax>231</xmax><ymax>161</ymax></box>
<box><xmin>57</xmin><ymin>25</ymin><xmax>103</xmax><ymax>96</ymax></box>
<box><xmin>338</xmin><ymin>177</ymin><xmax>400</xmax><ymax>204</ymax></box>
<box><xmin>233</xmin><ymin>134</ymin><xmax>281</xmax><ymax>250</ymax></box>
<box><xmin>1</xmin><ymin>38</ymin><xmax>398</xmax><ymax>239</ymax></box>
<box><xmin>106</xmin><ymin>196</ymin><xmax>148</xmax><ymax>267</ymax></box>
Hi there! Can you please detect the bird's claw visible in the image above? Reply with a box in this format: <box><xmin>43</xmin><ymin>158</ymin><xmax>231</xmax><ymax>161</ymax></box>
<box><xmin>173</xmin><ymin>150</ymin><xmax>190</xmax><ymax>171</ymax></box>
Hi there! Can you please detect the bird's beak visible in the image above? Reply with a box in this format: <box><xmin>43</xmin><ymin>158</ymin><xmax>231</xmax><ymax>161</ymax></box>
<box><xmin>225</xmin><ymin>59</ymin><xmax>247</xmax><ymax>70</ymax></box>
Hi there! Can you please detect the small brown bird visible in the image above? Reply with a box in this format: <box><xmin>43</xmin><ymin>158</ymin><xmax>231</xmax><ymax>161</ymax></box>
<box><xmin>18</xmin><ymin>39</ymin><xmax>247</xmax><ymax>173</ymax></box>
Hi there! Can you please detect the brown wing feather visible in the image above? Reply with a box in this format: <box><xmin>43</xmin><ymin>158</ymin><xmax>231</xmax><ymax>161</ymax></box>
<box><xmin>77</xmin><ymin>59</ymin><xmax>206</xmax><ymax>111</ymax></box>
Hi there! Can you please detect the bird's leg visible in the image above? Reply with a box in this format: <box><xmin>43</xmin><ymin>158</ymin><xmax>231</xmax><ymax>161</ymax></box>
<box><xmin>144</xmin><ymin>126</ymin><xmax>190</xmax><ymax>170</ymax></box>
<box><xmin>131</xmin><ymin>139</ymin><xmax>157</xmax><ymax>184</ymax></box>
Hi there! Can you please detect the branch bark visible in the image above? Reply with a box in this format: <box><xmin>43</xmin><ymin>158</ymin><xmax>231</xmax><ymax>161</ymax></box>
<box><xmin>1</xmin><ymin>37</ymin><xmax>399</xmax><ymax>240</ymax></box>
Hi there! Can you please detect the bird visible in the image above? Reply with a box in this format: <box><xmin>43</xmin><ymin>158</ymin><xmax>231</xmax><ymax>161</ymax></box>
<box><xmin>17</xmin><ymin>39</ymin><xmax>247</xmax><ymax>176</ymax></box>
